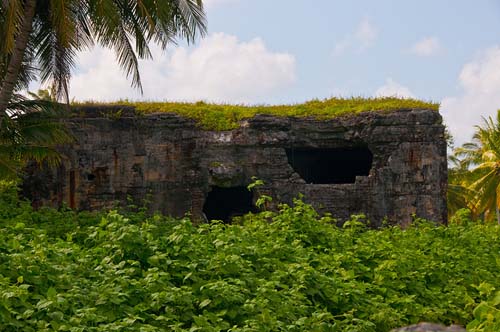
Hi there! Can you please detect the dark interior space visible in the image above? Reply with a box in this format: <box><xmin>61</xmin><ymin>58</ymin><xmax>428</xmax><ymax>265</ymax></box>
<box><xmin>286</xmin><ymin>147</ymin><xmax>373</xmax><ymax>184</ymax></box>
<box><xmin>203</xmin><ymin>186</ymin><xmax>258</xmax><ymax>222</ymax></box>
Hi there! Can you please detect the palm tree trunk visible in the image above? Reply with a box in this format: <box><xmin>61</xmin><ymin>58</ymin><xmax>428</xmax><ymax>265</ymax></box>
<box><xmin>496</xmin><ymin>203</ymin><xmax>500</xmax><ymax>225</ymax></box>
<box><xmin>0</xmin><ymin>0</ymin><xmax>37</xmax><ymax>114</ymax></box>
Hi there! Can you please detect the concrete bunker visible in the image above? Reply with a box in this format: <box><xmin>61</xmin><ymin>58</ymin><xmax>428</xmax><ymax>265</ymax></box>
<box><xmin>22</xmin><ymin>102</ymin><xmax>448</xmax><ymax>226</ymax></box>
<box><xmin>286</xmin><ymin>147</ymin><xmax>373</xmax><ymax>184</ymax></box>
<box><xmin>203</xmin><ymin>186</ymin><xmax>257</xmax><ymax>222</ymax></box>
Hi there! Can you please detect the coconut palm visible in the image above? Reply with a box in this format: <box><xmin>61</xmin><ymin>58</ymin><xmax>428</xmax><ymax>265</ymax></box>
<box><xmin>0</xmin><ymin>0</ymin><xmax>206</xmax><ymax>178</ymax></box>
<box><xmin>1</xmin><ymin>0</ymin><xmax>206</xmax><ymax>107</ymax></box>
<box><xmin>453</xmin><ymin>110</ymin><xmax>500</xmax><ymax>223</ymax></box>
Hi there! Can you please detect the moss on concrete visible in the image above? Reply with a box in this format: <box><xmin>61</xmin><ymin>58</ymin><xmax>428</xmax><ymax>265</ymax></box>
<box><xmin>74</xmin><ymin>97</ymin><xmax>439</xmax><ymax>131</ymax></box>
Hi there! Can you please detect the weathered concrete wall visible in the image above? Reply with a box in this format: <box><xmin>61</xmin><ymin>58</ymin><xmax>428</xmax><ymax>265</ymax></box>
<box><xmin>24</xmin><ymin>106</ymin><xmax>447</xmax><ymax>226</ymax></box>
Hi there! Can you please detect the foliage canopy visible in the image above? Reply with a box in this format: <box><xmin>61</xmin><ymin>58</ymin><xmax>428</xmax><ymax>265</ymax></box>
<box><xmin>0</xmin><ymin>182</ymin><xmax>497</xmax><ymax>332</ymax></box>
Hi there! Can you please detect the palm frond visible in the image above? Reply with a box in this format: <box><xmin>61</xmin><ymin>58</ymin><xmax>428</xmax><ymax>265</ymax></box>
<box><xmin>0</xmin><ymin>0</ymin><xmax>23</xmax><ymax>54</ymax></box>
<box><xmin>114</xmin><ymin>23</ymin><xmax>143</xmax><ymax>92</ymax></box>
<box><xmin>0</xmin><ymin>146</ymin><xmax>21</xmax><ymax>179</ymax></box>
<box><xmin>0</xmin><ymin>97</ymin><xmax>72</xmax><ymax>179</ymax></box>
<box><xmin>33</xmin><ymin>13</ymin><xmax>78</xmax><ymax>103</ymax></box>
<box><xmin>173</xmin><ymin>0</ymin><xmax>206</xmax><ymax>43</ymax></box>
<box><xmin>447</xmin><ymin>183</ymin><xmax>476</xmax><ymax>216</ymax></box>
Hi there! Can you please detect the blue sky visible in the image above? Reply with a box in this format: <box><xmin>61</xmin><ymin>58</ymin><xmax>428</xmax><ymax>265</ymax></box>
<box><xmin>206</xmin><ymin>0</ymin><xmax>499</xmax><ymax>101</ymax></box>
<box><xmin>69</xmin><ymin>0</ymin><xmax>500</xmax><ymax>145</ymax></box>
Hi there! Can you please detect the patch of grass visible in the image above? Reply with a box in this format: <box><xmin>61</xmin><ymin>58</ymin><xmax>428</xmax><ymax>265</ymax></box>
<box><xmin>72</xmin><ymin>97</ymin><xmax>439</xmax><ymax>130</ymax></box>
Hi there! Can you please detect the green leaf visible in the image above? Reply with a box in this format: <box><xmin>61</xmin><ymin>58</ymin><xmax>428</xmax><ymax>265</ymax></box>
<box><xmin>46</xmin><ymin>287</ymin><xmax>57</xmax><ymax>299</ymax></box>
<box><xmin>473</xmin><ymin>302</ymin><xmax>490</xmax><ymax>320</ymax></box>
<box><xmin>199</xmin><ymin>299</ymin><xmax>211</xmax><ymax>309</ymax></box>
<box><xmin>36</xmin><ymin>299</ymin><xmax>53</xmax><ymax>310</ymax></box>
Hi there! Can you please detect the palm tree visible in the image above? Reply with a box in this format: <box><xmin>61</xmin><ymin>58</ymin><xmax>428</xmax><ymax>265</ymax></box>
<box><xmin>0</xmin><ymin>0</ymin><xmax>206</xmax><ymax>178</ymax></box>
<box><xmin>453</xmin><ymin>110</ymin><xmax>500</xmax><ymax>224</ymax></box>
<box><xmin>1</xmin><ymin>0</ymin><xmax>206</xmax><ymax>107</ymax></box>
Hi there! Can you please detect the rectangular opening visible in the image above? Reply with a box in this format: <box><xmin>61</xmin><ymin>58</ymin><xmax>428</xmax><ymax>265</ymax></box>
<box><xmin>286</xmin><ymin>147</ymin><xmax>373</xmax><ymax>184</ymax></box>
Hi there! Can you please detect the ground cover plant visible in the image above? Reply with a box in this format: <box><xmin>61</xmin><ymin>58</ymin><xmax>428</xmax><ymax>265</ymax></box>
<box><xmin>0</xmin><ymin>181</ymin><xmax>499</xmax><ymax>332</ymax></box>
<box><xmin>74</xmin><ymin>97</ymin><xmax>439</xmax><ymax>131</ymax></box>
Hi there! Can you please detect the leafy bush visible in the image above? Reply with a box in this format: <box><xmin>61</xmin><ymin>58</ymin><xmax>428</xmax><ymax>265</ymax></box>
<box><xmin>467</xmin><ymin>288</ymin><xmax>500</xmax><ymax>331</ymax></box>
<box><xmin>0</xmin><ymin>184</ymin><xmax>499</xmax><ymax>331</ymax></box>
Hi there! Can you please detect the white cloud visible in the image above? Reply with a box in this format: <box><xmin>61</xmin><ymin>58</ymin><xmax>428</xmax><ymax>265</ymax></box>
<box><xmin>333</xmin><ymin>18</ymin><xmax>378</xmax><ymax>56</ymax></box>
<box><xmin>355</xmin><ymin>19</ymin><xmax>378</xmax><ymax>50</ymax></box>
<box><xmin>441</xmin><ymin>47</ymin><xmax>500</xmax><ymax>146</ymax></box>
<box><xmin>70</xmin><ymin>33</ymin><xmax>296</xmax><ymax>103</ymax></box>
<box><xmin>374</xmin><ymin>78</ymin><xmax>416</xmax><ymax>99</ymax></box>
<box><xmin>410</xmin><ymin>37</ymin><xmax>442</xmax><ymax>56</ymax></box>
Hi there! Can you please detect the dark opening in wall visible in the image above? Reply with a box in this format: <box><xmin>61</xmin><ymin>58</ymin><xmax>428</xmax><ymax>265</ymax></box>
<box><xmin>286</xmin><ymin>147</ymin><xmax>373</xmax><ymax>184</ymax></box>
<box><xmin>203</xmin><ymin>186</ymin><xmax>257</xmax><ymax>222</ymax></box>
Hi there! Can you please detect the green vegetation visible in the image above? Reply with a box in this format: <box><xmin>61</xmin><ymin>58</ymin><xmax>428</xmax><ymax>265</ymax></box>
<box><xmin>0</xmin><ymin>98</ymin><xmax>72</xmax><ymax>179</ymax></box>
<box><xmin>71</xmin><ymin>97</ymin><xmax>440</xmax><ymax>131</ymax></box>
<box><xmin>130</xmin><ymin>97</ymin><xmax>439</xmax><ymax>130</ymax></box>
<box><xmin>0</xmin><ymin>182</ymin><xmax>498</xmax><ymax>332</ymax></box>
<box><xmin>448</xmin><ymin>110</ymin><xmax>500</xmax><ymax>223</ymax></box>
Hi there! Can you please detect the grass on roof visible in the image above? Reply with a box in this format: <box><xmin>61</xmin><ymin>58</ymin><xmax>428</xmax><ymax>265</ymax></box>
<box><xmin>76</xmin><ymin>97</ymin><xmax>439</xmax><ymax>131</ymax></box>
